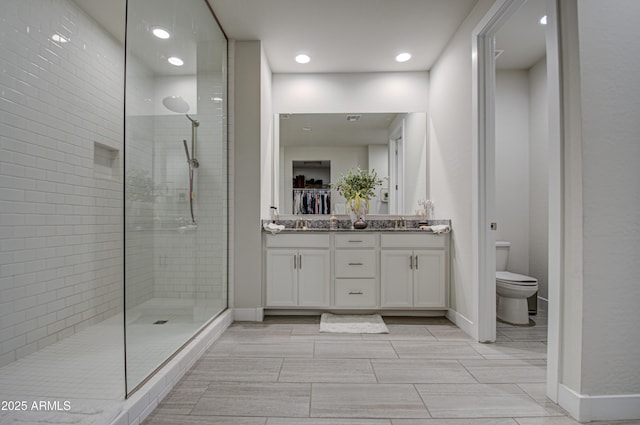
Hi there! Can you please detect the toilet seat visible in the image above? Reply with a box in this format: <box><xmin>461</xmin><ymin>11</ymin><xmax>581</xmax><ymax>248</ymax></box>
<box><xmin>496</xmin><ymin>271</ymin><xmax>537</xmax><ymax>286</ymax></box>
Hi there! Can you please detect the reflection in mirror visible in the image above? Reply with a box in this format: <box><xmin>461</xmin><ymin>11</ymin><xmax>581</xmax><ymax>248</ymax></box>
<box><xmin>276</xmin><ymin>113</ymin><xmax>428</xmax><ymax>216</ymax></box>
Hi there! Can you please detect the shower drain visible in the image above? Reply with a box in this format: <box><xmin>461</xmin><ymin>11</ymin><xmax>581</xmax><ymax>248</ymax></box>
<box><xmin>153</xmin><ymin>320</ymin><xmax>168</xmax><ymax>325</ymax></box>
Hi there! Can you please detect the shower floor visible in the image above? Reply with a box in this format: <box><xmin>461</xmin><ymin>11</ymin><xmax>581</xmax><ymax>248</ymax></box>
<box><xmin>0</xmin><ymin>298</ymin><xmax>223</xmax><ymax>401</ymax></box>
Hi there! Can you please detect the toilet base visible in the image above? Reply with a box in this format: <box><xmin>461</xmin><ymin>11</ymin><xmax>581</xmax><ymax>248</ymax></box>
<box><xmin>497</xmin><ymin>296</ymin><xmax>530</xmax><ymax>325</ymax></box>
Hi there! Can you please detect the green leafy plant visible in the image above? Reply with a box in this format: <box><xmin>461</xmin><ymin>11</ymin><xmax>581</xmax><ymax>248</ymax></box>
<box><xmin>333</xmin><ymin>167</ymin><xmax>382</xmax><ymax>213</ymax></box>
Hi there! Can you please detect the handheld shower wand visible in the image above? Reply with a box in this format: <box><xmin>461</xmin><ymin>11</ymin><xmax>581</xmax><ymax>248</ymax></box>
<box><xmin>186</xmin><ymin>114</ymin><xmax>199</xmax><ymax>168</ymax></box>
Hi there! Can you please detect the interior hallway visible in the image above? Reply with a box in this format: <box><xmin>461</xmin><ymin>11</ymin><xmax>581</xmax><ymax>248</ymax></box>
<box><xmin>142</xmin><ymin>310</ymin><xmax>634</xmax><ymax>424</ymax></box>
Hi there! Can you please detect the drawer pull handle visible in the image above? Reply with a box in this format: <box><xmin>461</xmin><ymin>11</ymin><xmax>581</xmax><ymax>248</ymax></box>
<box><xmin>410</xmin><ymin>255</ymin><xmax>413</xmax><ymax>269</ymax></box>
<box><xmin>348</xmin><ymin>262</ymin><xmax>363</xmax><ymax>266</ymax></box>
<box><xmin>349</xmin><ymin>291</ymin><xmax>363</xmax><ymax>295</ymax></box>
<box><xmin>415</xmin><ymin>255</ymin><xmax>418</xmax><ymax>270</ymax></box>
<box><xmin>293</xmin><ymin>255</ymin><xmax>297</xmax><ymax>269</ymax></box>
<box><xmin>348</xmin><ymin>240</ymin><xmax>363</xmax><ymax>243</ymax></box>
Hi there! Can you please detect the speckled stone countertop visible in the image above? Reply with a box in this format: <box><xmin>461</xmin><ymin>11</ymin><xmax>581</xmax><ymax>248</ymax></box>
<box><xmin>262</xmin><ymin>218</ymin><xmax>451</xmax><ymax>233</ymax></box>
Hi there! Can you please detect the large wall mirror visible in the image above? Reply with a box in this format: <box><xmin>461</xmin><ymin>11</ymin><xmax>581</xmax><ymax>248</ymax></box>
<box><xmin>274</xmin><ymin>112</ymin><xmax>428</xmax><ymax>216</ymax></box>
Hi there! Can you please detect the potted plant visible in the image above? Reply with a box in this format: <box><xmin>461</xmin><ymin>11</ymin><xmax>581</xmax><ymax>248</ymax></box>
<box><xmin>333</xmin><ymin>166</ymin><xmax>382</xmax><ymax>228</ymax></box>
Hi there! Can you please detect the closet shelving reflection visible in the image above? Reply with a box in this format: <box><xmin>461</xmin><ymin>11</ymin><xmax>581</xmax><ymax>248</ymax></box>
<box><xmin>293</xmin><ymin>188</ymin><xmax>331</xmax><ymax>215</ymax></box>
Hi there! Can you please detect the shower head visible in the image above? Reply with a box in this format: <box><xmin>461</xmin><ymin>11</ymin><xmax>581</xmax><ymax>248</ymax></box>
<box><xmin>162</xmin><ymin>95</ymin><xmax>190</xmax><ymax>114</ymax></box>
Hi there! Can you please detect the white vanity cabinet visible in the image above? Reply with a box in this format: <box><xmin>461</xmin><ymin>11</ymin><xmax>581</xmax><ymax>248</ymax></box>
<box><xmin>263</xmin><ymin>230</ymin><xmax>449</xmax><ymax>311</ymax></box>
<box><xmin>380</xmin><ymin>234</ymin><xmax>447</xmax><ymax>308</ymax></box>
<box><xmin>265</xmin><ymin>234</ymin><xmax>330</xmax><ymax>307</ymax></box>
<box><xmin>334</xmin><ymin>233</ymin><xmax>377</xmax><ymax>308</ymax></box>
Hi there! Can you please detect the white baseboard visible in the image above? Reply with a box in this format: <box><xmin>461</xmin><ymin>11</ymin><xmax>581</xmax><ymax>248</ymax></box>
<box><xmin>445</xmin><ymin>308</ymin><xmax>474</xmax><ymax>338</ymax></box>
<box><xmin>538</xmin><ymin>296</ymin><xmax>548</xmax><ymax>312</ymax></box>
<box><xmin>558</xmin><ymin>383</ymin><xmax>640</xmax><ymax>422</ymax></box>
<box><xmin>233</xmin><ymin>307</ymin><xmax>264</xmax><ymax>322</ymax></box>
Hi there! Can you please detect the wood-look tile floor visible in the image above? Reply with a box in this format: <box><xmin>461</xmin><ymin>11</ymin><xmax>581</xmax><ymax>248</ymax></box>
<box><xmin>142</xmin><ymin>310</ymin><xmax>635</xmax><ymax>425</ymax></box>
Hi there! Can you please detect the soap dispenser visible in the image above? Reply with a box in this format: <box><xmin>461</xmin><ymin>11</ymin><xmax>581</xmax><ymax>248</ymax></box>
<box><xmin>270</xmin><ymin>206</ymin><xmax>278</xmax><ymax>223</ymax></box>
<box><xmin>329</xmin><ymin>212</ymin><xmax>338</xmax><ymax>230</ymax></box>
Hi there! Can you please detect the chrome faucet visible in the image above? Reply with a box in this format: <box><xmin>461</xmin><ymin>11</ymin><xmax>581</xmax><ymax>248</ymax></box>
<box><xmin>395</xmin><ymin>216</ymin><xmax>407</xmax><ymax>229</ymax></box>
<box><xmin>295</xmin><ymin>218</ymin><xmax>308</xmax><ymax>230</ymax></box>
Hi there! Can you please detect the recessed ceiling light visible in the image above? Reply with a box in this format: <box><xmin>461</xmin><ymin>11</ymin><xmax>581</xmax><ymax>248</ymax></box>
<box><xmin>302</xmin><ymin>126</ymin><xmax>312</xmax><ymax>131</ymax></box>
<box><xmin>539</xmin><ymin>15</ymin><xmax>547</xmax><ymax>25</ymax></box>
<box><xmin>395</xmin><ymin>52</ymin><xmax>411</xmax><ymax>63</ymax></box>
<box><xmin>51</xmin><ymin>34</ymin><xmax>69</xmax><ymax>43</ymax></box>
<box><xmin>295</xmin><ymin>54</ymin><xmax>311</xmax><ymax>64</ymax></box>
<box><xmin>152</xmin><ymin>26</ymin><xmax>171</xmax><ymax>39</ymax></box>
<box><xmin>168</xmin><ymin>56</ymin><xmax>184</xmax><ymax>66</ymax></box>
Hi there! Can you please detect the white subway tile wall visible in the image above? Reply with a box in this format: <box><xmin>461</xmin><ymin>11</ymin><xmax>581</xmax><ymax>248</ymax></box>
<box><xmin>0</xmin><ymin>0</ymin><xmax>124</xmax><ymax>367</ymax></box>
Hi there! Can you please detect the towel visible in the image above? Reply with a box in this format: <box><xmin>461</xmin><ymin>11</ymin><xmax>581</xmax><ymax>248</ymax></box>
<box><xmin>419</xmin><ymin>224</ymin><xmax>451</xmax><ymax>234</ymax></box>
<box><xmin>263</xmin><ymin>223</ymin><xmax>285</xmax><ymax>234</ymax></box>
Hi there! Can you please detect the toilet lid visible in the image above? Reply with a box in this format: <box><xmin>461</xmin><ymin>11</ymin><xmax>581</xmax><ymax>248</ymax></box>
<box><xmin>496</xmin><ymin>271</ymin><xmax>538</xmax><ymax>286</ymax></box>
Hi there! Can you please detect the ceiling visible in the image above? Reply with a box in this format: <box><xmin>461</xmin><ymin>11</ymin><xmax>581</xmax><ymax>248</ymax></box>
<box><xmin>209</xmin><ymin>0</ymin><xmax>547</xmax><ymax>72</ymax></box>
<box><xmin>74</xmin><ymin>0</ymin><xmax>547</xmax><ymax>73</ymax></box>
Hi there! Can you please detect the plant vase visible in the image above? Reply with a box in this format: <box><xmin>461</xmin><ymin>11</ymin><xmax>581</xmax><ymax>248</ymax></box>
<box><xmin>347</xmin><ymin>198</ymin><xmax>368</xmax><ymax>229</ymax></box>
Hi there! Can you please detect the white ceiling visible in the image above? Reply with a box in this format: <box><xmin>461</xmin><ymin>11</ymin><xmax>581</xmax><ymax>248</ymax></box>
<box><xmin>73</xmin><ymin>0</ymin><xmax>547</xmax><ymax>73</ymax></box>
<box><xmin>209</xmin><ymin>0</ymin><xmax>547</xmax><ymax>73</ymax></box>
<box><xmin>209</xmin><ymin>0</ymin><xmax>477</xmax><ymax>73</ymax></box>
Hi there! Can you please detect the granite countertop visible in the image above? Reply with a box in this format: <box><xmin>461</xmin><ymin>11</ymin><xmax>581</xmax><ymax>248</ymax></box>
<box><xmin>262</xmin><ymin>218</ymin><xmax>451</xmax><ymax>233</ymax></box>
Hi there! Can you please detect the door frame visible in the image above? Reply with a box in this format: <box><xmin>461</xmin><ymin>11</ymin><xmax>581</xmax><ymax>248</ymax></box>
<box><xmin>472</xmin><ymin>0</ymin><xmax>562</xmax><ymax>402</ymax></box>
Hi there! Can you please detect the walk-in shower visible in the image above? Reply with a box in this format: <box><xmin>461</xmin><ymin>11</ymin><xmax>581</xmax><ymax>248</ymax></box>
<box><xmin>0</xmin><ymin>0</ymin><xmax>228</xmax><ymax>412</ymax></box>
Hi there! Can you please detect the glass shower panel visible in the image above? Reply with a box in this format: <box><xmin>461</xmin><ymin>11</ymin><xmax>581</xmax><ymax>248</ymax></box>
<box><xmin>124</xmin><ymin>0</ymin><xmax>227</xmax><ymax>394</ymax></box>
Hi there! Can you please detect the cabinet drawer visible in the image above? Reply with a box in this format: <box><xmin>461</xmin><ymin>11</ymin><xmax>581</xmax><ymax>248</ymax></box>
<box><xmin>334</xmin><ymin>233</ymin><xmax>377</xmax><ymax>248</ymax></box>
<box><xmin>335</xmin><ymin>279</ymin><xmax>377</xmax><ymax>307</ymax></box>
<box><xmin>381</xmin><ymin>233</ymin><xmax>445</xmax><ymax>249</ymax></box>
<box><xmin>335</xmin><ymin>250</ymin><xmax>376</xmax><ymax>278</ymax></box>
<box><xmin>265</xmin><ymin>233</ymin><xmax>330</xmax><ymax>248</ymax></box>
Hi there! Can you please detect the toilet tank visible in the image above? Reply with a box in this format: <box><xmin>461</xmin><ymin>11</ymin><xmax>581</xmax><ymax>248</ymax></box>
<box><xmin>496</xmin><ymin>241</ymin><xmax>511</xmax><ymax>271</ymax></box>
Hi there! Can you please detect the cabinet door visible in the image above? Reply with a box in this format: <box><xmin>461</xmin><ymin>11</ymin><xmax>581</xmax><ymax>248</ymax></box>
<box><xmin>266</xmin><ymin>249</ymin><xmax>298</xmax><ymax>306</ymax></box>
<box><xmin>297</xmin><ymin>249</ymin><xmax>330</xmax><ymax>307</ymax></box>
<box><xmin>380</xmin><ymin>250</ymin><xmax>413</xmax><ymax>307</ymax></box>
<box><xmin>413</xmin><ymin>250</ymin><xmax>446</xmax><ymax>308</ymax></box>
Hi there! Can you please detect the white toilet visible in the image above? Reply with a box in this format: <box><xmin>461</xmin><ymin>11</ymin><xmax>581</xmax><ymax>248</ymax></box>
<box><xmin>496</xmin><ymin>241</ymin><xmax>538</xmax><ymax>325</ymax></box>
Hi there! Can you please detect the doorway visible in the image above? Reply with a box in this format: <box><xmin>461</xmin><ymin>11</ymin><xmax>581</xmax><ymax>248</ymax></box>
<box><xmin>473</xmin><ymin>0</ymin><xmax>562</xmax><ymax>403</ymax></box>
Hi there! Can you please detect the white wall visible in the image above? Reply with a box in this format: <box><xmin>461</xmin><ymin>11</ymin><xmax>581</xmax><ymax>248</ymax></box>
<box><xmin>0</xmin><ymin>0</ymin><xmax>124</xmax><ymax>366</ymax></box>
<box><xmin>273</xmin><ymin>72</ymin><xmax>429</xmax><ymax>114</ymax></box>
<box><xmin>403</xmin><ymin>112</ymin><xmax>429</xmax><ymax>214</ymax></box>
<box><xmin>495</xmin><ymin>71</ymin><xmax>530</xmax><ymax>275</ymax></box>
<box><xmin>260</xmin><ymin>47</ymin><xmax>274</xmax><ymax>219</ymax></box>
<box><xmin>233</xmin><ymin>41</ymin><xmax>267</xmax><ymax>311</ymax></box>
<box><xmin>576</xmin><ymin>0</ymin><xmax>640</xmax><ymax>397</ymax></box>
<box><xmin>528</xmin><ymin>58</ymin><xmax>549</xmax><ymax>301</ymax></box>
<box><xmin>428</xmin><ymin>0</ymin><xmax>495</xmax><ymax>324</ymax></box>
<box><xmin>368</xmin><ymin>145</ymin><xmax>389</xmax><ymax>214</ymax></box>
